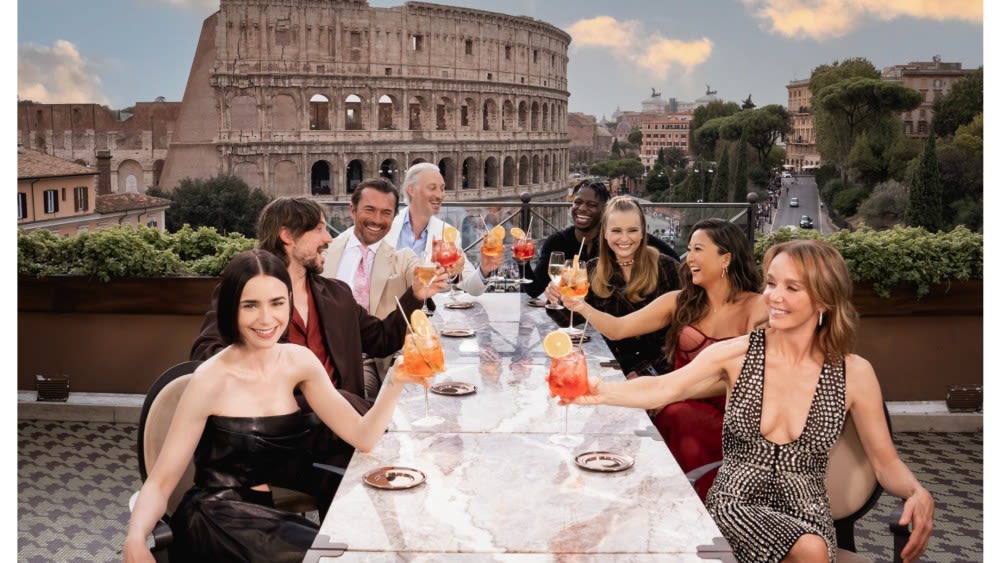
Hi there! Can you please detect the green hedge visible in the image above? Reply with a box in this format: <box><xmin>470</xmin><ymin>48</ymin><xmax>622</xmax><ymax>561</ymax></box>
<box><xmin>754</xmin><ymin>225</ymin><xmax>983</xmax><ymax>298</ymax></box>
<box><xmin>17</xmin><ymin>225</ymin><xmax>257</xmax><ymax>282</ymax></box>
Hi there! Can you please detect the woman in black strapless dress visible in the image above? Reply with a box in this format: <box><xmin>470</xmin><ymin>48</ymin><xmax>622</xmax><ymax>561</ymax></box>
<box><xmin>124</xmin><ymin>250</ymin><xmax>427</xmax><ymax>563</ymax></box>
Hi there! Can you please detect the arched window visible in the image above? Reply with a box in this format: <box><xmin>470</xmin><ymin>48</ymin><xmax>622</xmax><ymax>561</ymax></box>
<box><xmin>309</xmin><ymin>94</ymin><xmax>330</xmax><ymax>130</ymax></box>
<box><xmin>345</xmin><ymin>94</ymin><xmax>364</xmax><ymax>130</ymax></box>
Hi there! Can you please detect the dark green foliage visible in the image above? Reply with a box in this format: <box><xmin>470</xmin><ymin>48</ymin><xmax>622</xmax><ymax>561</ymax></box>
<box><xmin>732</xmin><ymin>140</ymin><xmax>748</xmax><ymax>203</ymax></box>
<box><xmin>932</xmin><ymin>67</ymin><xmax>983</xmax><ymax>139</ymax></box>
<box><xmin>691</xmin><ymin>100</ymin><xmax>740</xmax><ymax>158</ymax></box>
<box><xmin>905</xmin><ymin>132</ymin><xmax>943</xmax><ymax>231</ymax></box>
<box><xmin>709</xmin><ymin>151</ymin><xmax>730</xmax><ymax>202</ymax></box>
<box><xmin>858</xmin><ymin>179</ymin><xmax>908</xmax><ymax>229</ymax></box>
<box><xmin>754</xmin><ymin>225</ymin><xmax>982</xmax><ymax>298</ymax></box>
<box><xmin>17</xmin><ymin>225</ymin><xmax>257</xmax><ymax>281</ymax></box>
<box><xmin>151</xmin><ymin>175</ymin><xmax>271</xmax><ymax>236</ymax></box>
<box><xmin>832</xmin><ymin>186</ymin><xmax>867</xmax><ymax>216</ymax></box>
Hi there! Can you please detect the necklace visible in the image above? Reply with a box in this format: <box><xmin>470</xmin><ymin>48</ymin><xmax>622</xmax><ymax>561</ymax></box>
<box><xmin>616</xmin><ymin>259</ymin><xmax>634</xmax><ymax>267</ymax></box>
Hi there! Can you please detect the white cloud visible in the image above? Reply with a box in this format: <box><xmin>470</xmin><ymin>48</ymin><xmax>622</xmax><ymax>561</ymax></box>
<box><xmin>18</xmin><ymin>40</ymin><xmax>111</xmax><ymax>105</ymax></box>
<box><xmin>741</xmin><ymin>0</ymin><xmax>983</xmax><ymax>40</ymax></box>
<box><xmin>566</xmin><ymin>16</ymin><xmax>713</xmax><ymax>81</ymax></box>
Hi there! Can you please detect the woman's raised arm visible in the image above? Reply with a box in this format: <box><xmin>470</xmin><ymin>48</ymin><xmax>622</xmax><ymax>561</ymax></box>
<box><xmin>566</xmin><ymin>290</ymin><xmax>679</xmax><ymax>340</ymax></box>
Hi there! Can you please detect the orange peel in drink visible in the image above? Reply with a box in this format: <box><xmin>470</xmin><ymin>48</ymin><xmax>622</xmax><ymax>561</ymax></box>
<box><xmin>543</xmin><ymin>330</ymin><xmax>573</xmax><ymax>359</ymax></box>
<box><xmin>443</xmin><ymin>225</ymin><xmax>459</xmax><ymax>243</ymax></box>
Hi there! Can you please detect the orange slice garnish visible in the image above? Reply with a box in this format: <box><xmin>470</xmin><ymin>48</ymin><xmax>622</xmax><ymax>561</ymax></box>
<box><xmin>443</xmin><ymin>225</ymin><xmax>459</xmax><ymax>243</ymax></box>
<box><xmin>489</xmin><ymin>225</ymin><xmax>506</xmax><ymax>240</ymax></box>
<box><xmin>510</xmin><ymin>227</ymin><xmax>526</xmax><ymax>240</ymax></box>
<box><xmin>410</xmin><ymin>309</ymin><xmax>434</xmax><ymax>337</ymax></box>
<box><xmin>543</xmin><ymin>330</ymin><xmax>573</xmax><ymax>359</ymax></box>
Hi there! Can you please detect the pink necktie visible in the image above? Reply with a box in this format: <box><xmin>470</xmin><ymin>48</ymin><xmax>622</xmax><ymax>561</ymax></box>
<box><xmin>353</xmin><ymin>245</ymin><xmax>371</xmax><ymax>308</ymax></box>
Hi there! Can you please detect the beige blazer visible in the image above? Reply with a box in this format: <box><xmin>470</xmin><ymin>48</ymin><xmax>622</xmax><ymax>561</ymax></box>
<box><xmin>323</xmin><ymin>230</ymin><xmax>420</xmax><ymax>320</ymax></box>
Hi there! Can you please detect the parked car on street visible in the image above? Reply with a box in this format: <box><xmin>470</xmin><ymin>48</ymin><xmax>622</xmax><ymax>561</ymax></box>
<box><xmin>782</xmin><ymin>171</ymin><xmax>792</xmax><ymax>178</ymax></box>
<box><xmin>799</xmin><ymin>215</ymin><xmax>814</xmax><ymax>229</ymax></box>
<box><xmin>789</xmin><ymin>197</ymin><xmax>800</xmax><ymax>207</ymax></box>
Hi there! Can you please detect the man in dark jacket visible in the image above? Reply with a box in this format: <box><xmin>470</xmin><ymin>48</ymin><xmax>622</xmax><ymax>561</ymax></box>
<box><xmin>190</xmin><ymin>196</ymin><xmax>440</xmax><ymax>513</ymax></box>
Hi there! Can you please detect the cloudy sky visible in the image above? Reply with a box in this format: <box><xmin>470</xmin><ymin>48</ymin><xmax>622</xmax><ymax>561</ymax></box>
<box><xmin>16</xmin><ymin>0</ymin><xmax>984</xmax><ymax>118</ymax></box>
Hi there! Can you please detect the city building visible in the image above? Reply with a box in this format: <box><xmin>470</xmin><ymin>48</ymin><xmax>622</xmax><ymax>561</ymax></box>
<box><xmin>881</xmin><ymin>56</ymin><xmax>976</xmax><ymax>138</ymax></box>
<box><xmin>785</xmin><ymin>79</ymin><xmax>821</xmax><ymax>172</ymax></box>
<box><xmin>17</xmin><ymin>147</ymin><xmax>170</xmax><ymax>236</ymax></box>
<box><xmin>567</xmin><ymin>112</ymin><xmax>613</xmax><ymax>172</ymax></box>
<box><xmin>639</xmin><ymin>112</ymin><xmax>694</xmax><ymax>170</ymax></box>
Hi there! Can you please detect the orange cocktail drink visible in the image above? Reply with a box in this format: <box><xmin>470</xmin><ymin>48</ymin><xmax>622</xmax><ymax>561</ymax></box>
<box><xmin>414</xmin><ymin>263</ymin><xmax>437</xmax><ymax>287</ymax></box>
<box><xmin>547</xmin><ymin>346</ymin><xmax>589</xmax><ymax>401</ymax></box>
<box><xmin>559</xmin><ymin>261</ymin><xmax>589</xmax><ymax>299</ymax></box>
<box><xmin>481</xmin><ymin>225</ymin><xmax>505</xmax><ymax>257</ymax></box>
<box><xmin>401</xmin><ymin>332</ymin><xmax>445</xmax><ymax>378</ymax></box>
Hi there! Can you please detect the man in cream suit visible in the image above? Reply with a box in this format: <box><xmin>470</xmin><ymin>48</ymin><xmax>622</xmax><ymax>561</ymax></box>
<box><xmin>384</xmin><ymin>162</ymin><xmax>502</xmax><ymax>295</ymax></box>
<box><xmin>323</xmin><ymin>177</ymin><xmax>448</xmax><ymax>397</ymax></box>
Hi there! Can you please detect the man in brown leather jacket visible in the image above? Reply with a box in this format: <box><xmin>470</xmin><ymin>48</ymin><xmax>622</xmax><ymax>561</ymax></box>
<box><xmin>190</xmin><ymin>196</ymin><xmax>442</xmax><ymax>513</ymax></box>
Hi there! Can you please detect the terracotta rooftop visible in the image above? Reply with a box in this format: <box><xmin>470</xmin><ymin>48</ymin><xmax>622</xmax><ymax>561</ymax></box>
<box><xmin>17</xmin><ymin>147</ymin><xmax>95</xmax><ymax>179</ymax></box>
<box><xmin>96</xmin><ymin>193</ymin><xmax>172</xmax><ymax>214</ymax></box>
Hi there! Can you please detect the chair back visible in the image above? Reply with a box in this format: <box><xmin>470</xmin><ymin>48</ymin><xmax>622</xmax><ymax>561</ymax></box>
<box><xmin>137</xmin><ymin>361</ymin><xmax>203</xmax><ymax>516</ymax></box>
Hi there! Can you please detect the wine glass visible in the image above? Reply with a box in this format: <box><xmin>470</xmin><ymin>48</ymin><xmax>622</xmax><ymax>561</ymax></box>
<box><xmin>401</xmin><ymin>330</ymin><xmax>446</xmax><ymax>427</ymax></box>
<box><xmin>559</xmin><ymin>259</ymin><xmax>589</xmax><ymax>336</ymax></box>
<box><xmin>545</xmin><ymin>251</ymin><xmax>565</xmax><ymax>310</ymax></box>
<box><xmin>432</xmin><ymin>238</ymin><xmax>462</xmax><ymax>302</ymax></box>
<box><xmin>547</xmin><ymin>344</ymin><xmax>589</xmax><ymax>446</ymax></box>
<box><xmin>512</xmin><ymin>236</ymin><xmax>535</xmax><ymax>284</ymax></box>
<box><xmin>414</xmin><ymin>260</ymin><xmax>438</xmax><ymax>313</ymax></box>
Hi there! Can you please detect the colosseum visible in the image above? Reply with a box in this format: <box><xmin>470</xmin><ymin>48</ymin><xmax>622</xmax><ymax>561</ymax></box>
<box><xmin>155</xmin><ymin>0</ymin><xmax>572</xmax><ymax>201</ymax></box>
<box><xmin>18</xmin><ymin>0</ymin><xmax>572</xmax><ymax>201</ymax></box>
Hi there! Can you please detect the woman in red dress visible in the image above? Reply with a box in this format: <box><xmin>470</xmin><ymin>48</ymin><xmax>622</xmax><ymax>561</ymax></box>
<box><xmin>564</xmin><ymin>218</ymin><xmax>768</xmax><ymax>500</ymax></box>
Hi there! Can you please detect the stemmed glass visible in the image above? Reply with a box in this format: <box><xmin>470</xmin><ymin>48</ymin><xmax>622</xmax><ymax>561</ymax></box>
<box><xmin>432</xmin><ymin>238</ymin><xmax>462</xmax><ymax>302</ymax></box>
<box><xmin>414</xmin><ymin>260</ymin><xmax>438</xmax><ymax>313</ymax></box>
<box><xmin>545</xmin><ymin>251</ymin><xmax>565</xmax><ymax>310</ymax></box>
<box><xmin>512</xmin><ymin>236</ymin><xmax>535</xmax><ymax>284</ymax></box>
<box><xmin>546</xmin><ymin>343</ymin><xmax>589</xmax><ymax>446</ymax></box>
<box><xmin>401</xmin><ymin>328</ymin><xmax>446</xmax><ymax>427</ymax></box>
<box><xmin>559</xmin><ymin>258</ymin><xmax>589</xmax><ymax>336</ymax></box>
<box><xmin>481</xmin><ymin>225</ymin><xmax>506</xmax><ymax>285</ymax></box>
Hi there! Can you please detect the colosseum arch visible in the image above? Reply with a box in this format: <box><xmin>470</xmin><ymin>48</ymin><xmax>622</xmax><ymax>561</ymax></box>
<box><xmin>409</xmin><ymin>95</ymin><xmax>428</xmax><ymax>130</ymax></box>
<box><xmin>502</xmin><ymin>156</ymin><xmax>515</xmax><ymax>187</ymax></box>
<box><xmin>518</xmin><ymin>155</ymin><xmax>529</xmax><ymax>185</ymax></box>
<box><xmin>117</xmin><ymin>159</ymin><xmax>144</xmax><ymax>193</ymax></box>
<box><xmin>230</xmin><ymin>94</ymin><xmax>258</xmax><ymax>131</ymax></box>
<box><xmin>273</xmin><ymin>160</ymin><xmax>301</xmax><ymax>196</ymax></box>
<box><xmin>309</xmin><ymin>94</ymin><xmax>329</xmax><ymax>130</ymax></box>
<box><xmin>438</xmin><ymin>157</ymin><xmax>455</xmax><ymax>190</ymax></box>
<box><xmin>379</xmin><ymin>158</ymin><xmax>401</xmax><ymax>186</ymax></box>
<box><xmin>346</xmin><ymin>159</ymin><xmax>365</xmax><ymax>193</ymax></box>
<box><xmin>543</xmin><ymin>154</ymin><xmax>551</xmax><ymax>182</ymax></box>
<box><xmin>531</xmin><ymin>101</ymin><xmax>539</xmax><ymax>131</ymax></box>
<box><xmin>234</xmin><ymin>161</ymin><xmax>262</xmax><ymax>189</ymax></box>
<box><xmin>345</xmin><ymin>94</ymin><xmax>365</xmax><ymax>130</ymax></box>
<box><xmin>542</xmin><ymin>103</ymin><xmax>549</xmax><ymax>132</ymax></box>
<box><xmin>311</xmin><ymin>160</ymin><xmax>332</xmax><ymax>195</ymax></box>
<box><xmin>531</xmin><ymin>155</ymin><xmax>541</xmax><ymax>184</ymax></box>
<box><xmin>483</xmin><ymin>157</ymin><xmax>499</xmax><ymax>188</ymax></box>
<box><xmin>272</xmin><ymin>94</ymin><xmax>298</xmax><ymax>131</ymax></box>
<box><xmin>501</xmin><ymin>100</ymin><xmax>514</xmax><ymax>131</ymax></box>
<box><xmin>461</xmin><ymin>157</ymin><xmax>479</xmax><ymax>190</ymax></box>
<box><xmin>518</xmin><ymin>101</ymin><xmax>528</xmax><ymax>130</ymax></box>
<box><xmin>435</xmin><ymin>97</ymin><xmax>454</xmax><ymax>131</ymax></box>
<box><xmin>460</xmin><ymin>98</ymin><xmax>474</xmax><ymax>130</ymax></box>
<box><xmin>482</xmin><ymin>99</ymin><xmax>498</xmax><ymax>131</ymax></box>
<box><xmin>377</xmin><ymin>95</ymin><xmax>397</xmax><ymax>130</ymax></box>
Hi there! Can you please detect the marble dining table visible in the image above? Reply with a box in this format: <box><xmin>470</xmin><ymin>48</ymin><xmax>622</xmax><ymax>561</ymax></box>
<box><xmin>304</xmin><ymin>292</ymin><xmax>734</xmax><ymax>562</ymax></box>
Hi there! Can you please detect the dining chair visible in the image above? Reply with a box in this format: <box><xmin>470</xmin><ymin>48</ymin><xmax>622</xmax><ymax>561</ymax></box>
<box><xmin>826</xmin><ymin>403</ymin><xmax>911</xmax><ymax>562</ymax></box>
<box><xmin>130</xmin><ymin>360</ymin><xmax>319</xmax><ymax>561</ymax></box>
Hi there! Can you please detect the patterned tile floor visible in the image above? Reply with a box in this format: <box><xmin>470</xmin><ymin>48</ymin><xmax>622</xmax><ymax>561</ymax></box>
<box><xmin>17</xmin><ymin>421</ymin><xmax>983</xmax><ymax>562</ymax></box>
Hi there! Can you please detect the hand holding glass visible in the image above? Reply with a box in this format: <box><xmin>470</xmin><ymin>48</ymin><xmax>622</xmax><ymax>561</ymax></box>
<box><xmin>512</xmin><ymin>237</ymin><xmax>535</xmax><ymax>283</ymax></box>
<box><xmin>559</xmin><ymin>260</ymin><xmax>589</xmax><ymax>334</ymax></box>
<box><xmin>545</xmin><ymin>251</ymin><xmax>566</xmax><ymax>309</ymax></box>
<box><xmin>547</xmin><ymin>345</ymin><xmax>589</xmax><ymax>446</ymax></box>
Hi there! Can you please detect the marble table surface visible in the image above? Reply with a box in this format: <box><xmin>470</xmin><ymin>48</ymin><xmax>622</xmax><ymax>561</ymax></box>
<box><xmin>308</xmin><ymin>293</ymin><xmax>732</xmax><ymax>561</ymax></box>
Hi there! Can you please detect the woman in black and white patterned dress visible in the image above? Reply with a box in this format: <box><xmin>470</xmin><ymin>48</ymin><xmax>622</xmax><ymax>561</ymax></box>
<box><xmin>566</xmin><ymin>240</ymin><xmax>934</xmax><ymax>562</ymax></box>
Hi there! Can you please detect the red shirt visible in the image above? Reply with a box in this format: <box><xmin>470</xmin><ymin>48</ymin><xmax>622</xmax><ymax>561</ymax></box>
<box><xmin>286</xmin><ymin>282</ymin><xmax>337</xmax><ymax>386</ymax></box>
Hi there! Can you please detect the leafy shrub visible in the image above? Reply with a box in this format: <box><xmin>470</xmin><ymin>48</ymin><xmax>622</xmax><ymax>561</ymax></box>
<box><xmin>858</xmin><ymin>180</ymin><xmax>908</xmax><ymax>229</ymax></box>
<box><xmin>754</xmin><ymin>225</ymin><xmax>983</xmax><ymax>298</ymax></box>
<box><xmin>18</xmin><ymin>225</ymin><xmax>259</xmax><ymax>281</ymax></box>
<box><xmin>832</xmin><ymin>186</ymin><xmax>867</xmax><ymax>216</ymax></box>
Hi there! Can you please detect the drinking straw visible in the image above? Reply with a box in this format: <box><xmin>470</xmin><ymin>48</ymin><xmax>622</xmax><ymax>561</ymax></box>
<box><xmin>577</xmin><ymin>236</ymin><xmax>585</xmax><ymax>262</ymax></box>
<box><xmin>395</xmin><ymin>296</ymin><xmax>414</xmax><ymax>334</ymax></box>
<box><xmin>526</xmin><ymin>215</ymin><xmax>533</xmax><ymax>239</ymax></box>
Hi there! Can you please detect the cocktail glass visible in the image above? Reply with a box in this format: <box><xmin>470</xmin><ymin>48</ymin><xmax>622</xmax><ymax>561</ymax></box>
<box><xmin>512</xmin><ymin>237</ymin><xmax>535</xmax><ymax>284</ymax></box>
<box><xmin>414</xmin><ymin>261</ymin><xmax>438</xmax><ymax>313</ymax></box>
<box><xmin>559</xmin><ymin>259</ymin><xmax>589</xmax><ymax>336</ymax></box>
<box><xmin>547</xmin><ymin>345</ymin><xmax>589</xmax><ymax>446</ymax></box>
<box><xmin>481</xmin><ymin>230</ymin><xmax>506</xmax><ymax>284</ymax></box>
<box><xmin>401</xmin><ymin>331</ymin><xmax>446</xmax><ymax>427</ymax></box>
<box><xmin>432</xmin><ymin>238</ymin><xmax>462</xmax><ymax>302</ymax></box>
<box><xmin>545</xmin><ymin>251</ymin><xmax>565</xmax><ymax>310</ymax></box>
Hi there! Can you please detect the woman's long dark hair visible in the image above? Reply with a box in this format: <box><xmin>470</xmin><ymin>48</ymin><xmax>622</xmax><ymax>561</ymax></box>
<box><xmin>663</xmin><ymin>218</ymin><xmax>761</xmax><ymax>363</ymax></box>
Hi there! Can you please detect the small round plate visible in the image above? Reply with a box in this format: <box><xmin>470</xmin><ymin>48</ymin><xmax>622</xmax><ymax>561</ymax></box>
<box><xmin>441</xmin><ymin>328</ymin><xmax>476</xmax><ymax>338</ymax></box>
<box><xmin>431</xmin><ymin>381</ymin><xmax>477</xmax><ymax>396</ymax></box>
<box><xmin>575</xmin><ymin>451</ymin><xmax>635</xmax><ymax>473</ymax></box>
<box><xmin>527</xmin><ymin>298</ymin><xmax>548</xmax><ymax>308</ymax></box>
<box><xmin>444</xmin><ymin>301</ymin><xmax>475</xmax><ymax>309</ymax></box>
<box><xmin>362</xmin><ymin>466</ymin><xmax>427</xmax><ymax>490</ymax></box>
